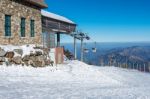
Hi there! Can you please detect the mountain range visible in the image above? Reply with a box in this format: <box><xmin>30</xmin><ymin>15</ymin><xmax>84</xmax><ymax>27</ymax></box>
<box><xmin>98</xmin><ymin>46</ymin><xmax>150</xmax><ymax>71</ymax></box>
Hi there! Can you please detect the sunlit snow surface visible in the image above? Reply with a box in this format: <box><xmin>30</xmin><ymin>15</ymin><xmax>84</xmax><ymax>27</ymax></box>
<box><xmin>0</xmin><ymin>60</ymin><xmax>150</xmax><ymax>99</ymax></box>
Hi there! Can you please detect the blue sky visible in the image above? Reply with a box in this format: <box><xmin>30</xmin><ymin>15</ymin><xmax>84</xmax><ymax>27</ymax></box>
<box><xmin>45</xmin><ymin>0</ymin><xmax>150</xmax><ymax>43</ymax></box>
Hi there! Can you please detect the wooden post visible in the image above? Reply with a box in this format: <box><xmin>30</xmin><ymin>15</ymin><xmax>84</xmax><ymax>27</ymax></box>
<box><xmin>137</xmin><ymin>63</ymin><xmax>139</xmax><ymax>70</ymax></box>
<box><xmin>132</xmin><ymin>63</ymin><xmax>134</xmax><ymax>69</ymax></box>
<box><xmin>125</xmin><ymin>56</ymin><xmax>127</xmax><ymax>68</ymax></box>
<box><xmin>57</xmin><ymin>33</ymin><xmax>60</xmax><ymax>47</ymax></box>
<box><xmin>139</xmin><ymin>64</ymin><xmax>141</xmax><ymax>71</ymax></box>
<box><xmin>144</xmin><ymin>63</ymin><xmax>146</xmax><ymax>72</ymax></box>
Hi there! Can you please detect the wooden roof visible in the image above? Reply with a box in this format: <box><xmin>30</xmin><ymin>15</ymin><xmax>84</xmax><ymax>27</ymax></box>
<box><xmin>42</xmin><ymin>10</ymin><xmax>76</xmax><ymax>33</ymax></box>
<box><xmin>24</xmin><ymin>0</ymin><xmax>48</xmax><ymax>8</ymax></box>
<box><xmin>41</xmin><ymin>10</ymin><xmax>76</xmax><ymax>25</ymax></box>
<box><xmin>42</xmin><ymin>16</ymin><xmax>76</xmax><ymax>33</ymax></box>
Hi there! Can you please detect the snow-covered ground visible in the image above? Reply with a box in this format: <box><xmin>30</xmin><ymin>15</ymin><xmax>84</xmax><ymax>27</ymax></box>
<box><xmin>0</xmin><ymin>60</ymin><xmax>150</xmax><ymax>99</ymax></box>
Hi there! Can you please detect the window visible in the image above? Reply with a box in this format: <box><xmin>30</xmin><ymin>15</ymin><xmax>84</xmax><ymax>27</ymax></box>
<box><xmin>21</xmin><ymin>18</ymin><xmax>26</xmax><ymax>37</ymax></box>
<box><xmin>5</xmin><ymin>15</ymin><xmax>11</xmax><ymax>37</ymax></box>
<box><xmin>30</xmin><ymin>20</ymin><xmax>35</xmax><ymax>37</ymax></box>
<box><xmin>42</xmin><ymin>32</ymin><xmax>55</xmax><ymax>48</ymax></box>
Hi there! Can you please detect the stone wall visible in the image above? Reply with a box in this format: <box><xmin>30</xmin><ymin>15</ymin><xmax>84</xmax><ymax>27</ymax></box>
<box><xmin>0</xmin><ymin>0</ymin><xmax>42</xmax><ymax>45</ymax></box>
<box><xmin>0</xmin><ymin>45</ymin><xmax>54</xmax><ymax>67</ymax></box>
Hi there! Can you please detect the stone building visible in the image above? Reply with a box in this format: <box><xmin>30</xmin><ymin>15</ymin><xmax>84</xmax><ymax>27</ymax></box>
<box><xmin>0</xmin><ymin>0</ymin><xmax>47</xmax><ymax>45</ymax></box>
<box><xmin>0</xmin><ymin>0</ymin><xmax>76</xmax><ymax>64</ymax></box>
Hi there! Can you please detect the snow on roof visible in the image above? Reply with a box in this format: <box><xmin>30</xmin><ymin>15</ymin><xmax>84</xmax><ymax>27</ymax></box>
<box><xmin>41</xmin><ymin>10</ymin><xmax>75</xmax><ymax>24</ymax></box>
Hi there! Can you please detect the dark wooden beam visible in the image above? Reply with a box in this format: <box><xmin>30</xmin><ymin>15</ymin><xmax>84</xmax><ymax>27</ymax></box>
<box><xmin>57</xmin><ymin>33</ymin><xmax>60</xmax><ymax>47</ymax></box>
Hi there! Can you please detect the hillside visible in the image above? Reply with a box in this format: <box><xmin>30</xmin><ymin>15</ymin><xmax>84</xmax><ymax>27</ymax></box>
<box><xmin>0</xmin><ymin>60</ymin><xmax>150</xmax><ymax>99</ymax></box>
<box><xmin>99</xmin><ymin>46</ymin><xmax>150</xmax><ymax>71</ymax></box>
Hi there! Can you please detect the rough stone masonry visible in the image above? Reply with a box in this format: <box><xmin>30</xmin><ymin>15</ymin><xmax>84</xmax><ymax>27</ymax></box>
<box><xmin>0</xmin><ymin>0</ymin><xmax>43</xmax><ymax>45</ymax></box>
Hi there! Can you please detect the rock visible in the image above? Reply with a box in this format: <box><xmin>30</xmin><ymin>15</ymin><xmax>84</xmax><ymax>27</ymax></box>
<box><xmin>35</xmin><ymin>51</ymin><xmax>43</xmax><ymax>56</ymax></box>
<box><xmin>45</xmin><ymin>60</ymin><xmax>51</xmax><ymax>65</ymax></box>
<box><xmin>28</xmin><ymin>60</ymin><xmax>34</xmax><ymax>66</ymax></box>
<box><xmin>29</xmin><ymin>55</ymin><xmax>45</xmax><ymax>67</ymax></box>
<box><xmin>0</xmin><ymin>62</ymin><xmax>3</xmax><ymax>65</ymax></box>
<box><xmin>22</xmin><ymin>53</ymin><xmax>51</xmax><ymax>67</ymax></box>
<box><xmin>5</xmin><ymin>52</ymin><xmax>14</xmax><ymax>59</ymax></box>
<box><xmin>5</xmin><ymin>60</ymin><xmax>12</xmax><ymax>66</ymax></box>
<box><xmin>45</xmin><ymin>59</ymin><xmax>54</xmax><ymax>66</ymax></box>
<box><xmin>24</xmin><ymin>61</ymin><xmax>29</xmax><ymax>66</ymax></box>
<box><xmin>43</xmin><ymin>48</ymin><xmax>49</xmax><ymax>55</ymax></box>
<box><xmin>29</xmin><ymin>51</ymin><xmax>43</xmax><ymax>56</ymax></box>
<box><xmin>0</xmin><ymin>57</ymin><xmax>5</xmax><ymax>62</ymax></box>
<box><xmin>22</xmin><ymin>55</ymin><xmax>30</xmax><ymax>61</ymax></box>
<box><xmin>21</xmin><ymin>62</ymin><xmax>25</xmax><ymax>66</ymax></box>
<box><xmin>12</xmin><ymin>56</ymin><xmax>22</xmax><ymax>65</ymax></box>
<box><xmin>30</xmin><ymin>56</ymin><xmax>45</xmax><ymax>62</ymax></box>
<box><xmin>13</xmin><ymin>49</ymin><xmax>23</xmax><ymax>56</ymax></box>
<box><xmin>26</xmin><ymin>45</ymin><xmax>30</xmax><ymax>47</ymax></box>
<box><xmin>50</xmin><ymin>61</ymin><xmax>54</xmax><ymax>66</ymax></box>
<box><xmin>0</xmin><ymin>50</ymin><xmax>6</xmax><ymax>57</ymax></box>
<box><xmin>29</xmin><ymin>56</ymin><xmax>36</xmax><ymax>61</ymax></box>
<box><xmin>34</xmin><ymin>46</ymin><xmax>43</xmax><ymax>49</ymax></box>
<box><xmin>36</xmin><ymin>56</ymin><xmax>45</xmax><ymax>61</ymax></box>
<box><xmin>0</xmin><ymin>47</ymin><xmax>2</xmax><ymax>51</ymax></box>
<box><xmin>30</xmin><ymin>52</ymin><xmax>35</xmax><ymax>56</ymax></box>
<box><xmin>45</xmin><ymin>60</ymin><xmax>51</xmax><ymax>66</ymax></box>
<box><xmin>32</xmin><ymin>60</ymin><xmax>45</xmax><ymax>67</ymax></box>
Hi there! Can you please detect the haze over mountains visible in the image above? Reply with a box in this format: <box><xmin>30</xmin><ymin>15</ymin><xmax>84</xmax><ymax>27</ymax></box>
<box><xmin>63</xmin><ymin>42</ymin><xmax>150</xmax><ymax>72</ymax></box>
<box><xmin>99</xmin><ymin>46</ymin><xmax>150</xmax><ymax>71</ymax></box>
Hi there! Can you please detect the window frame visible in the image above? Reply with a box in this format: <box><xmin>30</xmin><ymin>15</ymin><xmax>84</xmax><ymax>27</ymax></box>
<box><xmin>30</xmin><ymin>20</ymin><xmax>35</xmax><ymax>37</ymax></box>
<box><xmin>20</xmin><ymin>18</ymin><xmax>26</xmax><ymax>37</ymax></box>
<box><xmin>5</xmin><ymin>15</ymin><xmax>11</xmax><ymax>37</ymax></box>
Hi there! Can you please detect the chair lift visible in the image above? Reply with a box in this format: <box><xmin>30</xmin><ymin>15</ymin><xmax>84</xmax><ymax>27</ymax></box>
<box><xmin>84</xmin><ymin>43</ymin><xmax>89</xmax><ymax>53</ymax></box>
<box><xmin>92</xmin><ymin>42</ymin><xmax>97</xmax><ymax>53</ymax></box>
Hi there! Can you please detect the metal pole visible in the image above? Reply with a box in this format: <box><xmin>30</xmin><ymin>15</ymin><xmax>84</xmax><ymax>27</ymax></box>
<box><xmin>81</xmin><ymin>38</ymin><xmax>84</xmax><ymax>62</ymax></box>
<box><xmin>144</xmin><ymin>63</ymin><xmax>146</xmax><ymax>72</ymax></box>
<box><xmin>74</xmin><ymin>37</ymin><xmax>77</xmax><ymax>60</ymax></box>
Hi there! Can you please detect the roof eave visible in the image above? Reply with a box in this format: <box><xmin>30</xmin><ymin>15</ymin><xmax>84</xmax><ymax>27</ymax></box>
<box><xmin>25</xmin><ymin>0</ymin><xmax>48</xmax><ymax>8</ymax></box>
<box><xmin>42</xmin><ymin>15</ymin><xmax>76</xmax><ymax>25</ymax></box>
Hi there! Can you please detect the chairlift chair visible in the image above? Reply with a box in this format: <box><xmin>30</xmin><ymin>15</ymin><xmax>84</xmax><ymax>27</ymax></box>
<box><xmin>84</xmin><ymin>48</ymin><xmax>89</xmax><ymax>53</ymax></box>
<box><xmin>92</xmin><ymin>42</ymin><xmax>97</xmax><ymax>53</ymax></box>
<box><xmin>83</xmin><ymin>43</ymin><xmax>89</xmax><ymax>53</ymax></box>
<box><xmin>92</xmin><ymin>48</ymin><xmax>97</xmax><ymax>53</ymax></box>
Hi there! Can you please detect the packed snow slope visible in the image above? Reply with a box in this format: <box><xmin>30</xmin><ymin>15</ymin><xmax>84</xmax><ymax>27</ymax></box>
<box><xmin>0</xmin><ymin>60</ymin><xmax>150</xmax><ymax>99</ymax></box>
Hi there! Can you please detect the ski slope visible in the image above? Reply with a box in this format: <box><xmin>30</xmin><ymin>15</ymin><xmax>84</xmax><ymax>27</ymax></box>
<box><xmin>0</xmin><ymin>60</ymin><xmax>150</xmax><ymax>99</ymax></box>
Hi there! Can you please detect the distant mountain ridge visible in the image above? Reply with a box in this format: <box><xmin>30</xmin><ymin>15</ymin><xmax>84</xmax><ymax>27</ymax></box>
<box><xmin>62</xmin><ymin>42</ymin><xmax>150</xmax><ymax>71</ymax></box>
<box><xmin>99</xmin><ymin>46</ymin><xmax>150</xmax><ymax>71</ymax></box>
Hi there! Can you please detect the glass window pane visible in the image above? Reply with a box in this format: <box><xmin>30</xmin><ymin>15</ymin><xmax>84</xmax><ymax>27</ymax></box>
<box><xmin>5</xmin><ymin>15</ymin><xmax>11</xmax><ymax>36</ymax></box>
<box><xmin>30</xmin><ymin>20</ymin><xmax>35</xmax><ymax>37</ymax></box>
<box><xmin>21</xmin><ymin>18</ymin><xmax>26</xmax><ymax>37</ymax></box>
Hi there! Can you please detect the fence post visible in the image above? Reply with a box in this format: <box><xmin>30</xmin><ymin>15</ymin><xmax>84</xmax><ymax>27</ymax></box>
<box><xmin>144</xmin><ymin>63</ymin><xmax>146</xmax><ymax>72</ymax></box>
<box><xmin>80</xmin><ymin>38</ymin><xmax>84</xmax><ymax>62</ymax></box>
